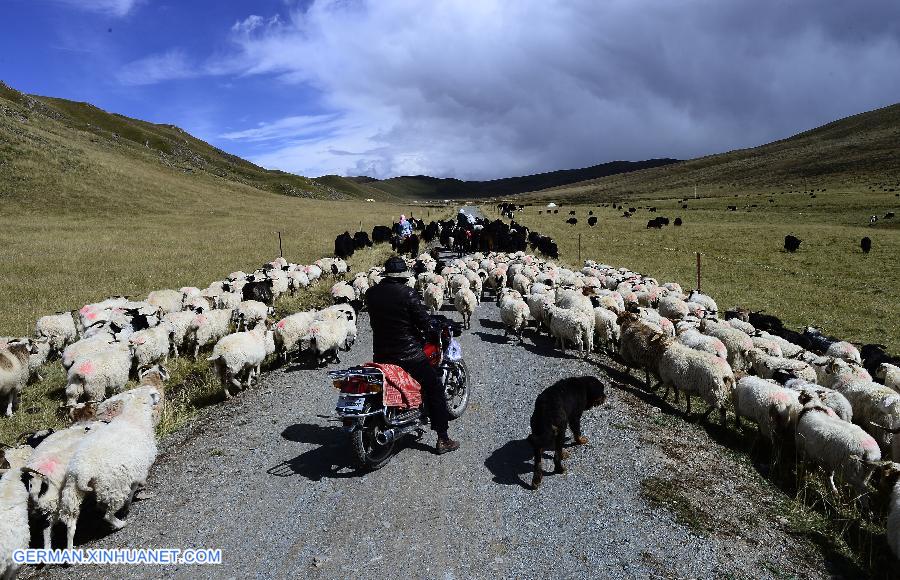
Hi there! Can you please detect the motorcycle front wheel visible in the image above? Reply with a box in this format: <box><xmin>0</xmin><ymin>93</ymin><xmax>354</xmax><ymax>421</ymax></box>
<box><xmin>443</xmin><ymin>360</ymin><xmax>470</xmax><ymax>419</ymax></box>
<box><xmin>352</xmin><ymin>414</ymin><xmax>394</xmax><ymax>471</ymax></box>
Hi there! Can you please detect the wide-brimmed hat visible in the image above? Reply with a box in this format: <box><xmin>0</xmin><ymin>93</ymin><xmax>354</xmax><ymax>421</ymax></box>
<box><xmin>383</xmin><ymin>256</ymin><xmax>411</xmax><ymax>278</ymax></box>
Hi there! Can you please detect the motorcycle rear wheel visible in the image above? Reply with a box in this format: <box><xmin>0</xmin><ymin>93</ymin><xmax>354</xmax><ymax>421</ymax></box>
<box><xmin>352</xmin><ymin>418</ymin><xmax>395</xmax><ymax>471</ymax></box>
<box><xmin>444</xmin><ymin>360</ymin><xmax>470</xmax><ymax>419</ymax></box>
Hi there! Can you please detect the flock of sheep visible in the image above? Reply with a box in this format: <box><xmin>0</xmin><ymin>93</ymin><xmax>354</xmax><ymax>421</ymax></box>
<box><xmin>0</xmin><ymin>253</ymin><xmax>383</xmax><ymax>578</ymax></box>
<box><xmin>433</xmin><ymin>248</ymin><xmax>900</xmax><ymax>559</ymax></box>
<box><xmin>3</xmin><ymin>236</ymin><xmax>900</xmax><ymax>573</ymax></box>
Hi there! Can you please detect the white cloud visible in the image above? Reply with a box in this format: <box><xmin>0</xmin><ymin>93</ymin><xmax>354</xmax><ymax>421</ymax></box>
<box><xmin>54</xmin><ymin>0</ymin><xmax>142</xmax><ymax>17</ymax></box>
<box><xmin>178</xmin><ymin>0</ymin><xmax>900</xmax><ymax>179</ymax></box>
<box><xmin>231</xmin><ymin>14</ymin><xmax>281</xmax><ymax>35</ymax></box>
<box><xmin>211</xmin><ymin>0</ymin><xmax>900</xmax><ymax>179</ymax></box>
<box><xmin>117</xmin><ymin>49</ymin><xmax>194</xmax><ymax>86</ymax></box>
<box><xmin>219</xmin><ymin>114</ymin><xmax>340</xmax><ymax>143</ymax></box>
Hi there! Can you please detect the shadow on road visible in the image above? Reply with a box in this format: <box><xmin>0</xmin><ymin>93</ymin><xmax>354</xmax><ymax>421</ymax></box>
<box><xmin>484</xmin><ymin>438</ymin><xmax>533</xmax><ymax>490</ymax></box>
<box><xmin>473</xmin><ymin>331</ymin><xmax>510</xmax><ymax>345</ymax></box>
<box><xmin>268</xmin><ymin>423</ymin><xmax>357</xmax><ymax>481</ymax></box>
<box><xmin>477</xmin><ymin>318</ymin><xmax>505</xmax><ymax>330</ymax></box>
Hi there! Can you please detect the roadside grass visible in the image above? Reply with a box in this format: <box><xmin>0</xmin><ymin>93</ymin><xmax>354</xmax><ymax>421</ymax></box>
<box><xmin>605</xmin><ymin>354</ymin><xmax>893</xmax><ymax>577</ymax></box>
<box><xmin>495</xmin><ymin>187</ymin><xmax>899</xmax><ymax>353</ymax></box>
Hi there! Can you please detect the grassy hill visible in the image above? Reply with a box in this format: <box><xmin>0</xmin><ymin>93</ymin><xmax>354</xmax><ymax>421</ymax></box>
<box><xmin>526</xmin><ymin>103</ymin><xmax>900</xmax><ymax>202</ymax></box>
<box><xmin>0</xmin><ymin>81</ymin><xmax>358</xmax><ymax>203</ymax></box>
<box><xmin>357</xmin><ymin>159</ymin><xmax>679</xmax><ymax>200</ymax></box>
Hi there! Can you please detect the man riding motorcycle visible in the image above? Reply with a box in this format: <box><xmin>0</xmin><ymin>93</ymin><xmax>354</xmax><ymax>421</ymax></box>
<box><xmin>365</xmin><ymin>256</ymin><xmax>460</xmax><ymax>454</ymax></box>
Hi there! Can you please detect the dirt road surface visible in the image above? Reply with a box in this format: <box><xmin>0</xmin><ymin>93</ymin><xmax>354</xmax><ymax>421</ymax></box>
<box><xmin>31</xmin><ymin>298</ymin><xmax>833</xmax><ymax>579</ymax></box>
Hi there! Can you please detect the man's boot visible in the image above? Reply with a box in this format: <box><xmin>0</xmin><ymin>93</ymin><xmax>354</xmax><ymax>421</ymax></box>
<box><xmin>436</xmin><ymin>436</ymin><xmax>460</xmax><ymax>455</ymax></box>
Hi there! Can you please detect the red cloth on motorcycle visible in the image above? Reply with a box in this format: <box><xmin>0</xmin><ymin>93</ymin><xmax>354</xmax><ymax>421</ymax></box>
<box><xmin>364</xmin><ymin>362</ymin><xmax>423</xmax><ymax>409</ymax></box>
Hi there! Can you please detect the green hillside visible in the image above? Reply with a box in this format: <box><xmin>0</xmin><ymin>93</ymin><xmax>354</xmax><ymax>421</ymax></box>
<box><xmin>527</xmin><ymin>103</ymin><xmax>900</xmax><ymax>202</ymax></box>
<box><xmin>0</xmin><ymin>81</ymin><xmax>350</xmax><ymax>205</ymax></box>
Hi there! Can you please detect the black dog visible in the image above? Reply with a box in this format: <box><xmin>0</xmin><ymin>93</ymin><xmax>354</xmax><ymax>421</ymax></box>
<box><xmin>528</xmin><ymin>376</ymin><xmax>607</xmax><ymax>490</ymax></box>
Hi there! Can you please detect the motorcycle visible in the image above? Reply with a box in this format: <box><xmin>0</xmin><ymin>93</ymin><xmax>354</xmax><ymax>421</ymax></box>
<box><xmin>328</xmin><ymin>315</ymin><xmax>469</xmax><ymax>470</ymax></box>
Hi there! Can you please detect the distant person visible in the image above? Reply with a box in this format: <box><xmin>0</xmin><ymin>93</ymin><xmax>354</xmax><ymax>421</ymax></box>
<box><xmin>398</xmin><ymin>214</ymin><xmax>413</xmax><ymax>239</ymax></box>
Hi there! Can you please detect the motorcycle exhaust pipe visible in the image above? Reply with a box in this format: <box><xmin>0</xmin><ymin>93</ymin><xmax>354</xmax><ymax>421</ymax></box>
<box><xmin>375</xmin><ymin>423</ymin><xmax>419</xmax><ymax>445</ymax></box>
<box><xmin>375</xmin><ymin>428</ymin><xmax>398</xmax><ymax>446</ymax></box>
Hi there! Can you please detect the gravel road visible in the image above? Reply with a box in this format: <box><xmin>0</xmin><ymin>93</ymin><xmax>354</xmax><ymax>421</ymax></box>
<box><xmin>30</xmin><ymin>296</ymin><xmax>834</xmax><ymax>579</ymax></box>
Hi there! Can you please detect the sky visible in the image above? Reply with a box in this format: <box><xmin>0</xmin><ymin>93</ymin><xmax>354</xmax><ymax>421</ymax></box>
<box><xmin>3</xmin><ymin>0</ymin><xmax>900</xmax><ymax>180</ymax></box>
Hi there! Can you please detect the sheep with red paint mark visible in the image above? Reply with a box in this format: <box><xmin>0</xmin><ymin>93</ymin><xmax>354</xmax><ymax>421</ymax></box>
<box><xmin>794</xmin><ymin>392</ymin><xmax>882</xmax><ymax>499</ymax></box>
<box><xmin>24</xmin><ymin>422</ymin><xmax>100</xmax><ymax>548</ymax></box>
<box><xmin>208</xmin><ymin>325</ymin><xmax>275</xmax><ymax>397</ymax></box>
<box><xmin>734</xmin><ymin>376</ymin><xmax>802</xmax><ymax>443</ymax></box>
<box><xmin>273</xmin><ymin>311</ymin><xmax>316</xmax><ymax>362</ymax></box>
<box><xmin>64</xmin><ymin>342</ymin><xmax>133</xmax><ymax>407</ymax></box>
<box><xmin>187</xmin><ymin>309</ymin><xmax>234</xmax><ymax>358</ymax></box>
<box><xmin>59</xmin><ymin>382</ymin><xmax>164</xmax><ymax>549</ymax></box>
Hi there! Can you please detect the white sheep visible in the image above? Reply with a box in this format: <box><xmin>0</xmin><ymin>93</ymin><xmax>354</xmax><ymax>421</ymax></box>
<box><xmin>454</xmin><ymin>287</ymin><xmax>477</xmax><ymax>329</ymax></box>
<box><xmin>734</xmin><ymin>376</ymin><xmax>801</xmax><ymax>443</ymax></box>
<box><xmin>794</xmin><ymin>396</ymin><xmax>881</xmax><ymax>499</ymax></box>
<box><xmin>187</xmin><ymin>309</ymin><xmax>234</xmax><ymax>358</ymax></box>
<box><xmin>751</xmin><ymin>336</ymin><xmax>784</xmax><ymax>358</ymax></box>
<box><xmin>676</xmin><ymin>328</ymin><xmax>727</xmax><ymax>359</ymax></box>
<box><xmin>25</xmin><ymin>422</ymin><xmax>99</xmax><ymax>548</ymax></box>
<box><xmin>701</xmin><ymin>319</ymin><xmax>752</xmax><ymax>372</ymax></box>
<box><xmin>59</xmin><ymin>383</ymin><xmax>163</xmax><ymax>549</ymax></box>
<box><xmin>424</xmin><ymin>283</ymin><xmax>444</xmax><ymax>314</ymax></box>
<box><xmin>1</xmin><ymin>341</ymin><xmax>37</xmax><ymax>416</ymax></box>
<box><xmin>747</xmin><ymin>348</ymin><xmax>818</xmax><ymax>384</ymax></box>
<box><xmin>500</xmin><ymin>297</ymin><xmax>531</xmax><ymax>342</ymax></box>
<box><xmin>274</xmin><ymin>311</ymin><xmax>316</xmax><ymax>361</ymax></box>
<box><xmin>449</xmin><ymin>274</ymin><xmax>471</xmax><ymax>299</ymax></box>
<box><xmin>208</xmin><ymin>326</ymin><xmax>274</xmax><ymax>398</ymax></box>
<box><xmin>62</xmin><ymin>333</ymin><xmax>117</xmax><ymax>371</ymax></box>
<box><xmin>146</xmin><ymin>289</ymin><xmax>183</xmax><ymax>314</ymax></box>
<box><xmin>236</xmin><ymin>300</ymin><xmax>271</xmax><ymax>331</ymax></box>
<box><xmin>35</xmin><ymin>312</ymin><xmax>78</xmax><ymax>354</ymax></box>
<box><xmin>837</xmin><ymin>380</ymin><xmax>900</xmax><ymax>452</ymax></box>
<box><xmin>288</xmin><ymin>270</ymin><xmax>310</xmax><ymax>295</ymax></box>
<box><xmin>686</xmin><ymin>290</ymin><xmax>718</xmax><ymax>316</ymax></box>
<box><xmin>658</xmin><ymin>296</ymin><xmax>689</xmax><ymax>321</ymax></box>
<box><xmin>318</xmin><ymin>305</ymin><xmax>358</xmax><ymax>349</ymax></box>
<box><xmin>826</xmin><ymin>341</ymin><xmax>862</xmax><ymax>365</ymax></box>
<box><xmin>593</xmin><ymin>307</ymin><xmax>620</xmax><ymax>352</ymax></box>
<box><xmin>300</xmin><ymin>314</ymin><xmax>351</xmax><ymax>366</ymax></box>
<box><xmin>816</xmin><ymin>358</ymin><xmax>872</xmax><ymax>390</ymax></box>
<box><xmin>65</xmin><ymin>343</ymin><xmax>134</xmax><ymax>407</ymax></box>
<box><xmin>0</xmin><ymin>444</ymin><xmax>33</xmax><ymax>580</ymax></box>
<box><xmin>758</xmin><ymin>331</ymin><xmax>805</xmax><ymax>359</ymax></box>
<box><xmin>726</xmin><ymin>318</ymin><xmax>756</xmax><ymax>335</ymax></box>
<box><xmin>638</xmin><ymin>307</ymin><xmax>675</xmax><ymax>337</ymax></box>
<box><xmin>129</xmin><ymin>323</ymin><xmax>175</xmax><ymax>369</ymax></box>
<box><xmin>544</xmin><ymin>303</ymin><xmax>592</xmax><ymax>357</ymax></box>
<box><xmin>658</xmin><ymin>340</ymin><xmax>735</xmax><ymax>422</ymax></box>
<box><xmin>331</xmin><ymin>281</ymin><xmax>357</xmax><ymax>304</ymax></box>
<box><xmin>784</xmin><ymin>378</ymin><xmax>853</xmax><ymax>422</ymax></box>
<box><xmin>163</xmin><ymin>310</ymin><xmax>196</xmax><ymax>356</ymax></box>
<box><xmin>876</xmin><ymin>363</ymin><xmax>900</xmax><ymax>393</ymax></box>
<box><xmin>26</xmin><ymin>337</ymin><xmax>51</xmax><ymax>382</ymax></box>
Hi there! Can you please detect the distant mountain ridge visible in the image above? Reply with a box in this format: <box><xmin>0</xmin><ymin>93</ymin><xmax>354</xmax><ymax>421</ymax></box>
<box><xmin>524</xmin><ymin>102</ymin><xmax>900</xmax><ymax>202</ymax></box>
<box><xmin>323</xmin><ymin>159</ymin><xmax>680</xmax><ymax>199</ymax></box>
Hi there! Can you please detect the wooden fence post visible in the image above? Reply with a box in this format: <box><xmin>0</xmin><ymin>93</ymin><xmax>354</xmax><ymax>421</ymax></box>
<box><xmin>696</xmin><ymin>252</ymin><xmax>701</xmax><ymax>291</ymax></box>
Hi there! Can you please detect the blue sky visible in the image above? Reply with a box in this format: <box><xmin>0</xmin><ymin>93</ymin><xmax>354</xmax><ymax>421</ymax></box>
<box><xmin>3</xmin><ymin>1</ymin><xmax>900</xmax><ymax>180</ymax></box>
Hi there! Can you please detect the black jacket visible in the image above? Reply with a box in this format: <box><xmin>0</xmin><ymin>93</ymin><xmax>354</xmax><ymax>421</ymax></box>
<box><xmin>366</xmin><ymin>277</ymin><xmax>431</xmax><ymax>363</ymax></box>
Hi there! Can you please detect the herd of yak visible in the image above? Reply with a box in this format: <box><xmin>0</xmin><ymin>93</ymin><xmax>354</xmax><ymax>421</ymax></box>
<box><xmin>333</xmin><ymin>209</ymin><xmax>560</xmax><ymax>261</ymax></box>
